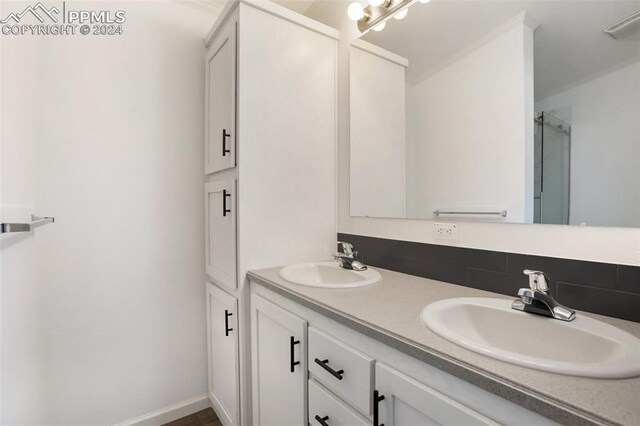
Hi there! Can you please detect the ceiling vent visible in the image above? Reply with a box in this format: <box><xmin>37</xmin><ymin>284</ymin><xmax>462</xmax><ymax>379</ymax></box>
<box><xmin>604</xmin><ymin>10</ymin><xmax>640</xmax><ymax>39</ymax></box>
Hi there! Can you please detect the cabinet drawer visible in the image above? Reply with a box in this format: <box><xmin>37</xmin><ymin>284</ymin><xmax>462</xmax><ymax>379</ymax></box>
<box><xmin>309</xmin><ymin>379</ymin><xmax>369</xmax><ymax>426</ymax></box>
<box><xmin>308</xmin><ymin>327</ymin><xmax>374</xmax><ymax>416</ymax></box>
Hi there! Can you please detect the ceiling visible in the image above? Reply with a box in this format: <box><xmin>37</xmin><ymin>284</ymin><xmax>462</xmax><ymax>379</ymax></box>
<box><xmin>361</xmin><ymin>1</ymin><xmax>640</xmax><ymax>99</ymax></box>
<box><xmin>194</xmin><ymin>0</ymin><xmax>317</xmax><ymax>14</ymax></box>
<box><xmin>179</xmin><ymin>0</ymin><xmax>317</xmax><ymax>16</ymax></box>
<box><xmin>176</xmin><ymin>0</ymin><xmax>228</xmax><ymax>15</ymax></box>
<box><xmin>272</xmin><ymin>0</ymin><xmax>318</xmax><ymax>14</ymax></box>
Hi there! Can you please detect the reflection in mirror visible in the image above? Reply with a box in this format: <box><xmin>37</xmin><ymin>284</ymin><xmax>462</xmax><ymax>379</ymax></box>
<box><xmin>350</xmin><ymin>1</ymin><xmax>640</xmax><ymax>227</ymax></box>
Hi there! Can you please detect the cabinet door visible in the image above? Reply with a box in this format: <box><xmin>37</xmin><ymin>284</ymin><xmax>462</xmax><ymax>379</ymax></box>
<box><xmin>207</xmin><ymin>282</ymin><xmax>239</xmax><ymax>425</ymax></box>
<box><xmin>375</xmin><ymin>363</ymin><xmax>497</xmax><ymax>426</ymax></box>
<box><xmin>205</xmin><ymin>180</ymin><xmax>236</xmax><ymax>291</ymax></box>
<box><xmin>251</xmin><ymin>294</ymin><xmax>307</xmax><ymax>426</ymax></box>
<box><xmin>205</xmin><ymin>18</ymin><xmax>236</xmax><ymax>175</ymax></box>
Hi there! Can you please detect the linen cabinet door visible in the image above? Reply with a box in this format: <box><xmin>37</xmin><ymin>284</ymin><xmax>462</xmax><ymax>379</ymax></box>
<box><xmin>251</xmin><ymin>294</ymin><xmax>307</xmax><ymax>426</ymax></box>
<box><xmin>374</xmin><ymin>363</ymin><xmax>497</xmax><ymax>426</ymax></box>
<box><xmin>207</xmin><ymin>282</ymin><xmax>239</xmax><ymax>425</ymax></box>
<box><xmin>205</xmin><ymin>180</ymin><xmax>236</xmax><ymax>291</ymax></box>
<box><xmin>205</xmin><ymin>17</ymin><xmax>236</xmax><ymax>174</ymax></box>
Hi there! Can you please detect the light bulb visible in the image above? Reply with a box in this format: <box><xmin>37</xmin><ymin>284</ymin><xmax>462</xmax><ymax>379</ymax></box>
<box><xmin>368</xmin><ymin>0</ymin><xmax>384</xmax><ymax>6</ymax></box>
<box><xmin>347</xmin><ymin>2</ymin><xmax>365</xmax><ymax>21</ymax></box>
<box><xmin>418</xmin><ymin>0</ymin><xmax>431</xmax><ymax>3</ymax></box>
<box><xmin>394</xmin><ymin>8</ymin><xmax>408</xmax><ymax>19</ymax></box>
<box><xmin>373</xmin><ymin>21</ymin><xmax>386</xmax><ymax>31</ymax></box>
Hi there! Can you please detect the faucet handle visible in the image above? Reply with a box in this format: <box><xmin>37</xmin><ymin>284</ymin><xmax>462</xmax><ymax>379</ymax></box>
<box><xmin>523</xmin><ymin>269</ymin><xmax>550</xmax><ymax>292</ymax></box>
<box><xmin>337</xmin><ymin>241</ymin><xmax>354</xmax><ymax>256</ymax></box>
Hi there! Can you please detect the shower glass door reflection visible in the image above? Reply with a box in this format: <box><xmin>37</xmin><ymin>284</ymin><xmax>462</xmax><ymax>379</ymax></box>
<box><xmin>534</xmin><ymin>112</ymin><xmax>571</xmax><ymax>224</ymax></box>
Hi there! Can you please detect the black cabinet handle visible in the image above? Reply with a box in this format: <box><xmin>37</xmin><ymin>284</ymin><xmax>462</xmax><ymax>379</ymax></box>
<box><xmin>373</xmin><ymin>390</ymin><xmax>385</xmax><ymax>426</ymax></box>
<box><xmin>314</xmin><ymin>358</ymin><xmax>344</xmax><ymax>380</ymax></box>
<box><xmin>224</xmin><ymin>310</ymin><xmax>233</xmax><ymax>336</ymax></box>
<box><xmin>222</xmin><ymin>129</ymin><xmax>231</xmax><ymax>156</ymax></box>
<box><xmin>290</xmin><ymin>336</ymin><xmax>300</xmax><ymax>373</ymax></box>
<box><xmin>222</xmin><ymin>190</ymin><xmax>231</xmax><ymax>217</ymax></box>
<box><xmin>314</xmin><ymin>415</ymin><xmax>330</xmax><ymax>426</ymax></box>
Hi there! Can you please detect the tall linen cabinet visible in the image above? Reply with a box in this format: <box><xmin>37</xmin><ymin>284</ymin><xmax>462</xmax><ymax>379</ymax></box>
<box><xmin>203</xmin><ymin>1</ymin><xmax>338</xmax><ymax>424</ymax></box>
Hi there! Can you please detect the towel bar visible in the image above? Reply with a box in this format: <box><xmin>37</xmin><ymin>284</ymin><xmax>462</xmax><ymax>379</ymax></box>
<box><xmin>1</xmin><ymin>214</ymin><xmax>55</xmax><ymax>234</ymax></box>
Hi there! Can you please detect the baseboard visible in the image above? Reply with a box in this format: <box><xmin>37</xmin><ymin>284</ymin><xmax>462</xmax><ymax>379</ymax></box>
<box><xmin>209</xmin><ymin>391</ymin><xmax>233</xmax><ymax>424</ymax></box>
<box><xmin>116</xmin><ymin>394</ymin><xmax>211</xmax><ymax>426</ymax></box>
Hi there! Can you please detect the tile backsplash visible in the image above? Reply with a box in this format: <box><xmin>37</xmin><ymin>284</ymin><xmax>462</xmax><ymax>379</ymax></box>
<box><xmin>338</xmin><ymin>233</ymin><xmax>640</xmax><ymax>322</ymax></box>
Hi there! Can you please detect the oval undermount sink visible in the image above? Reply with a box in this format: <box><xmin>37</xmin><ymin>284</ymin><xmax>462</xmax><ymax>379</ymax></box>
<box><xmin>421</xmin><ymin>297</ymin><xmax>640</xmax><ymax>378</ymax></box>
<box><xmin>279</xmin><ymin>261</ymin><xmax>381</xmax><ymax>289</ymax></box>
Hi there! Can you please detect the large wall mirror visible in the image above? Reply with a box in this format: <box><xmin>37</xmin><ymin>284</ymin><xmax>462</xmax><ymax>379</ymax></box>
<box><xmin>349</xmin><ymin>0</ymin><xmax>640</xmax><ymax>227</ymax></box>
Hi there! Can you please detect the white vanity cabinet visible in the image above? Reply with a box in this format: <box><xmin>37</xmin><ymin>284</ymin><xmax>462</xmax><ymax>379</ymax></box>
<box><xmin>250</xmin><ymin>283</ymin><xmax>558</xmax><ymax>426</ymax></box>
<box><xmin>205</xmin><ymin>16</ymin><xmax>236</xmax><ymax>175</ymax></box>
<box><xmin>251</xmin><ymin>294</ymin><xmax>307</xmax><ymax>425</ymax></box>
<box><xmin>206</xmin><ymin>283</ymin><xmax>239</xmax><ymax>425</ymax></box>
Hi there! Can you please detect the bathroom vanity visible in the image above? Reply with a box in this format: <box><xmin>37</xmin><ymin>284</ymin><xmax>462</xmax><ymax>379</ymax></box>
<box><xmin>248</xmin><ymin>266</ymin><xmax>640</xmax><ymax>426</ymax></box>
<box><xmin>202</xmin><ymin>1</ymin><xmax>640</xmax><ymax>426</ymax></box>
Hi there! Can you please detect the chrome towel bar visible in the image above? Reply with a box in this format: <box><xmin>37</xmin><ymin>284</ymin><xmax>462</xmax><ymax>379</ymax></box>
<box><xmin>1</xmin><ymin>214</ymin><xmax>55</xmax><ymax>234</ymax></box>
<box><xmin>434</xmin><ymin>210</ymin><xmax>507</xmax><ymax>217</ymax></box>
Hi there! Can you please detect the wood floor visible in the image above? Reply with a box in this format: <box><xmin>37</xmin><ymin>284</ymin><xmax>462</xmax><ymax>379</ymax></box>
<box><xmin>163</xmin><ymin>408</ymin><xmax>222</xmax><ymax>426</ymax></box>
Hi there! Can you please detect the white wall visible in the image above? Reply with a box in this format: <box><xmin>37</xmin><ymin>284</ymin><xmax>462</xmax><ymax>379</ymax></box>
<box><xmin>350</xmin><ymin>43</ymin><xmax>406</xmax><ymax>218</ymax></box>
<box><xmin>405</xmin><ymin>18</ymin><xmax>533</xmax><ymax>222</ymax></box>
<box><xmin>536</xmin><ymin>60</ymin><xmax>640</xmax><ymax>228</ymax></box>
<box><xmin>1</xmin><ymin>1</ymin><xmax>215</xmax><ymax>423</ymax></box>
<box><xmin>305</xmin><ymin>0</ymin><xmax>640</xmax><ymax>266</ymax></box>
<box><xmin>0</xmin><ymin>6</ymin><xmax>48</xmax><ymax>418</ymax></box>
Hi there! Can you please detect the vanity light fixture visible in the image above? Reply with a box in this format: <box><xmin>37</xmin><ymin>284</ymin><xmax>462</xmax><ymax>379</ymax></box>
<box><xmin>347</xmin><ymin>0</ymin><xmax>429</xmax><ymax>33</ymax></box>
<box><xmin>373</xmin><ymin>22</ymin><xmax>386</xmax><ymax>31</ymax></box>
<box><xmin>394</xmin><ymin>8</ymin><xmax>409</xmax><ymax>20</ymax></box>
<box><xmin>347</xmin><ymin>2</ymin><xmax>366</xmax><ymax>21</ymax></box>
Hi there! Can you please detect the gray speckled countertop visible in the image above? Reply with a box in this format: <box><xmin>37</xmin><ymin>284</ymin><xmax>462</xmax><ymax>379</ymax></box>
<box><xmin>248</xmin><ymin>265</ymin><xmax>640</xmax><ymax>426</ymax></box>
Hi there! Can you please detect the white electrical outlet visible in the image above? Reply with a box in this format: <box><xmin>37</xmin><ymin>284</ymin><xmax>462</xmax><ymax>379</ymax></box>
<box><xmin>433</xmin><ymin>222</ymin><xmax>459</xmax><ymax>241</ymax></box>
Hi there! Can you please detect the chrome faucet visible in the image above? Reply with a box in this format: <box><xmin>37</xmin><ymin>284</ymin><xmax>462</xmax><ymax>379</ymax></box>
<box><xmin>334</xmin><ymin>241</ymin><xmax>368</xmax><ymax>271</ymax></box>
<box><xmin>512</xmin><ymin>269</ymin><xmax>576</xmax><ymax>321</ymax></box>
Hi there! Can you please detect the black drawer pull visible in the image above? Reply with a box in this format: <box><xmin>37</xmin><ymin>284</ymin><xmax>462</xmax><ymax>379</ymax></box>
<box><xmin>222</xmin><ymin>189</ymin><xmax>231</xmax><ymax>217</ymax></box>
<box><xmin>373</xmin><ymin>390</ymin><xmax>385</xmax><ymax>426</ymax></box>
<box><xmin>314</xmin><ymin>358</ymin><xmax>344</xmax><ymax>380</ymax></box>
<box><xmin>222</xmin><ymin>129</ymin><xmax>231</xmax><ymax>156</ymax></box>
<box><xmin>290</xmin><ymin>336</ymin><xmax>300</xmax><ymax>373</ymax></box>
<box><xmin>314</xmin><ymin>415</ymin><xmax>330</xmax><ymax>426</ymax></box>
<box><xmin>224</xmin><ymin>310</ymin><xmax>233</xmax><ymax>336</ymax></box>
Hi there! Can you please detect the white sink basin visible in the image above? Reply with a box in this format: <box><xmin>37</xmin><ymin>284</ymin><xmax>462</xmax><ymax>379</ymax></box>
<box><xmin>279</xmin><ymin>261</ymin><xmax>381</xmax><ymax>289</ymax></box>
<box><xmin>421</xmin><ymin>297</ymin><xmax>640</xmax><ymax>378</ymax></box>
